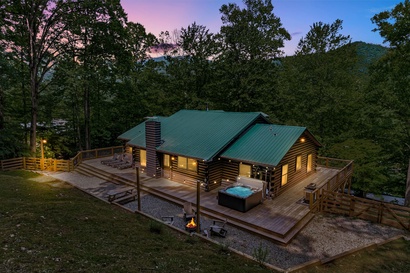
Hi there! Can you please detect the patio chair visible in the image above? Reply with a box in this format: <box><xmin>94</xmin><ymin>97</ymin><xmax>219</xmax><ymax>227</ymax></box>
<box><xmin>101</xmin><ymin>153</ymin><xmax>120</xmax><ymax>165</ymax></box>
<box><xmin>209</xmin><ymin>219</ymin><xmax>227</xmax><ymax>238</ymax></box>
<box><xmin>161</xmin><ymin>216</ymin><xmax>174</xmax><ymax>225</ymax></box>
<box><xmin>183</xmin><ymin>202</ymin><xmax>196</xmax><ymax>222</ymax></box>
<box><xmin>116</xmin><ymin>154</ymin><xmax>134</xmax><ymax>169</ymax></box>
<box><xmin>107</xmin><ymin>154</ymin><xmax>127</xmax><ymax>167</ymax></box>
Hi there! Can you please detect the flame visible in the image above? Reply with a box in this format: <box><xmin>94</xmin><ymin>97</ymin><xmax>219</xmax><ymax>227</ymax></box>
<box><xmin>186</xmin><ymin>217</ymin><xmax>196</xmax><ymax>228</ymax></box>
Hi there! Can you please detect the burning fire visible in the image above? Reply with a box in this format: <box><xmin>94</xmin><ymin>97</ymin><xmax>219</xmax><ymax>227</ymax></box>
<box><xmin>186</xmin><ymin>217</ymin><xmax>197</xmax><ymax>229</ymax></box>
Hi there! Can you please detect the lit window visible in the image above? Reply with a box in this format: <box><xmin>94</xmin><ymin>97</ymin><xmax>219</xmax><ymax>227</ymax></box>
<box><xmin>188</xmin><ymin>158</ymin><xmax>197</xmax><ymax>171</ymax></box>
<box><xmin>281</xmin><ymin>164</ymin><xmax>288</xmax><ymax>186</ymax></box>
<box><xmin>307</xmin><ymin>154</ymin><xmax>312</xmax><ymax>173</ymax></box>
<box><xmin>296</xmin><ymin>155</ymin><xmax>302</xmax><ymax>171</ymax></box>
<box><xmin>140</xmin><ymin>149</ymin><xmax>146</xmax><ymax>167</ymax></box>
<box><xmin>239</xmin><ymin>164</ymin><xmax>251</xmax><ymax>177</ymax></box>
<box><xmin>177</xmin><ymin>156</ymin><xmax>197</xmax><ymax>171</ymax></box>
<box><xmin>178</xmin><ymin>156</ymin><xmax>186</xmax><ymax>168</ymax></box>
<box><xmin>164</xmin><ymin>154</ymin><xmax>170</xmax><ymax>167</ymax></box>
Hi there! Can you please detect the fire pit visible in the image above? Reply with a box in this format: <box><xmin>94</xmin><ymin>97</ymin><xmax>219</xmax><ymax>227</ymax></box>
<box><xmin>185</xmin><ymin>217</ymin><xmax>197</xmax><ymax>233</ymax></box>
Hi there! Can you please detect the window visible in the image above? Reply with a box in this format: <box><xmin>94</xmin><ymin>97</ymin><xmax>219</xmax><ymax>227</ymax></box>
<box><xmin>296</xmin><ymin>155</ymin><xmax>302</xmax><ymax>171</ymax></box>
<box><xmin>178</xmin><ymin>156</ymin><xmax>197</xmax><ymax>171</ymax></box>
<box><xmin>307</xmin><ymin>154</ymin><xmax>312</xmax><ymax>173</ymax></box>
<box><xmin>163</xmin><ymin>154</ymin><xmax>170</xmax><ymax>168</ymax></box>
<box><xmin>281</xmin><ymin>164</ymin><xmax>288</xmax><ymax>186</ymax></box>
<box><xmin>187</xmin><ymin>158</ymin><xmax>197</xmax><ymax>171</ymax></box>
<box><xmin>140</xmin><ymin>149</ymin><xmax>146</xmax><ymax>167</ymax></box>
<box><xmin>239</xmin><ymin>163</ymin><xmax>251</xmax><ymax>177</ymax></box>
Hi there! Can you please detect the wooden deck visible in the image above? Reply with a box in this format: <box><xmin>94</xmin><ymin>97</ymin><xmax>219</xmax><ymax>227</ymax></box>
<box><xmin>81</xmin><ymin>158</ymin><xmax>339</xmax><ymax>244</ymax></box>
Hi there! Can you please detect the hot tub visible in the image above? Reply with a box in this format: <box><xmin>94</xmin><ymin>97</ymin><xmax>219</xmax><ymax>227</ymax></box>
<box><xmin>218</xmin><ymin>185</ymin><xmax>262</xmax><ymax>212</ymax></box>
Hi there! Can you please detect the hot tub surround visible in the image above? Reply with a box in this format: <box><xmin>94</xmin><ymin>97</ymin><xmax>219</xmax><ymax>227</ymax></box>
<box><xmin>218</xmin><ymin>185</ymin><xmax>263</xmax><ymax>212</ymax></box>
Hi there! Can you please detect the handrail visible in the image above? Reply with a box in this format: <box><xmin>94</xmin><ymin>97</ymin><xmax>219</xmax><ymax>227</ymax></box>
<box><xmin>0</xmin><ymin>146</ymin><xmax>124</xmax><ymax>172</ymax></box>
<box><xmin>309</xmin><ymin>158</ymin><xmax>354</xmax><ymax>211</ymax></box>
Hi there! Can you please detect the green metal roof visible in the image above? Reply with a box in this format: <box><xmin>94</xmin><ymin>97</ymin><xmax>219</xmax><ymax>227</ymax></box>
<box><xmin>117</xmin><ymin>116</ymin><xmax>167</xmax><ymax>141</ymax></box>
<box><xmin>220</xmin><ymin>124</ymin><xmax>307</xmax><ymax>167</ymax></box>
<box><xmin>124</xmin><ymin>110</ymin><xmax>268</xmax><ymax>161</ymax></box>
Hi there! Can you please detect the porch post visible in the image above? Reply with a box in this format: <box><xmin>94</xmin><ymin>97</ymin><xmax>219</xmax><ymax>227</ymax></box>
<box><xmin>196</xmin><ymin>180</ymin><xmax>201</xmax><ymax>233</ymax></box>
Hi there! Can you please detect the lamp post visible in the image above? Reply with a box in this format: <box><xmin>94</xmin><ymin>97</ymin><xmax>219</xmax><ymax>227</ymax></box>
<box><xmin>40</xmin><ymin>139</ymin><xmax>47</xmax><ymax>170</ymax></box>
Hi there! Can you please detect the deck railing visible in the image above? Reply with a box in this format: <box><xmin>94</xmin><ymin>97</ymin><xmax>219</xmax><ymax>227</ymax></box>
<box><xmin>0</xmin><ymin>146</ymin><xmax>124</xmax><ymax>172</ymax></box>
<box><xmin>308</xmin><ymin>157</ymin><xmax>354</xmax><ymax>211</ymax></box>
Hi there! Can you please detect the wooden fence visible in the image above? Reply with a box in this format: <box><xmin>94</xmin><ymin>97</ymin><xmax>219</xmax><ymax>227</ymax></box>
<box><xmin>0</xmin><ymin>146</ymin><xmax>124</xmax><ymax>172</ymax></box>
<box><xmin>307</xmin><ymin>157</ymin><xmax>354</xmax><ymax>211</ymax></box>
<box><xmin>320</xmin><ymin>190</ymin><xmax>410</xmax><ymax>231</ymax></box>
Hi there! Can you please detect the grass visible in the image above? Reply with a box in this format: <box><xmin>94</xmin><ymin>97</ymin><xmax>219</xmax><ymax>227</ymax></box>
<box><xmin>1</xmin><ymin>170</ymin><xmax>409</xmax><ymax>273</ymax></box>
<box><xmin>297</xmin><ymin>238</ymin><xmax>410</xmax><ymax>273</ymax></box>
<box><xmin>0</xmin><ymin>170</ymin><xmax>272</xmax><ymax>273</ymax></box>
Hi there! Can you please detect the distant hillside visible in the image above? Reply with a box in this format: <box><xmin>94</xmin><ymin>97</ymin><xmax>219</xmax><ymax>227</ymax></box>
<box><xmin>349</xmin><ymin>41</ymin><xmax>388</xmax><ymax>73</ymax></box>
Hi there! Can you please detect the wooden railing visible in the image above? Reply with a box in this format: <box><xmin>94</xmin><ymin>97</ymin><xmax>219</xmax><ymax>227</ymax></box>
<box><xmin>320</xmin><ymin>190</ymin><xmax>410</xmax><ymax>231</ymax></box>
<box><xmin>0</xmin><ymin>146</ymin><xmax>124</xmax><ymax>172</ymax></box>
<box><xmin>308</xmin><ymin>157</ymin><xmax>354</xmax><ymax>211</ymax></box>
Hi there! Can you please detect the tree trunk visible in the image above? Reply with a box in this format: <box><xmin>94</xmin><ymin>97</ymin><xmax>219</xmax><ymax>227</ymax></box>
<box><xmin>405</xmin><ymin>158</ymin><xmax>410</xmax><ymax>207</ymax></box>
<box><xmin>29</xmin><ymin>81</ymin><xmax>38</xmax><ymax>155</ymax></box>
<box><xmin>0</xmin><ymin>86</ymin><xmax>4</xmax><ymax>130</ymax></box>
<box><xmin>84</xmin><ymin>85</ymin><xmax>91</xmax><ymax>150</ymax></box>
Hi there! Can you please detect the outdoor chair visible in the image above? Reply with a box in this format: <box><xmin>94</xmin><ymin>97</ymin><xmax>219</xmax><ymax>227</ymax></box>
<box><xmin>161</xmin><ymin>216</ymin><xmax>174</xmax><ymax>225</ymax></box>
<box><xmin>183</xmin><ymin>202</ymin><xmax>196</xmax><ymax>222</ymax></box>
<box><xmin>209</xmin><ymin>219</ymin><xmax>227</xmax><ymax>238</ymax></box>
<box><xmin>116</xmin><ymin>154</ymin><xmax>134</xmax><ymax>169</ymax></box>
<box><xmin>101</xmin><ymin>153</ymin><xmax>120</xmax><ymax>165</ymax></box>
<box><xmin>107</xmin><ymin>154</ymin><xmax>127</xmax><ymax>167</ymax></box>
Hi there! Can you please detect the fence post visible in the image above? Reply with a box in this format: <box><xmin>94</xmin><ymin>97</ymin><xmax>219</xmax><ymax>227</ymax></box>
<box><xmin>378</xmin><ymin>203</ymin><xmax>384</xmax><ymax>224</ymax></box>
<box><xmin>349</xmin><ymin>196</ymin><xmax>355</xmax><ymax>217</ymax></box>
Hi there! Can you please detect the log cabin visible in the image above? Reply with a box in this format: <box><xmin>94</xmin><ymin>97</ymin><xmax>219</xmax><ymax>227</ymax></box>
<box><xmin>118</xmin><ymin>110</ymin><xmax>321</xmax><ymax>198</ymax></box>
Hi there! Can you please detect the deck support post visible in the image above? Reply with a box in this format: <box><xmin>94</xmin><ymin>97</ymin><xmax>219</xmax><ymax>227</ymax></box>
<box><xmin>136</xmin><ymin>167</ymin><xmax>141</xmax><ymax>211</ymax></box>
<box><xmin>196</xmin><ymin>180</ymin><xmax>201</xmax><ymax>233</ymax></box>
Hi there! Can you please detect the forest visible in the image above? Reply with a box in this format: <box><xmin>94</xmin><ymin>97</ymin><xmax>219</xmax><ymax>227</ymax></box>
<box><xmin>0</xmin><ymin>0</ymin><xmax>409</xmax><ymax>201</ymax></box>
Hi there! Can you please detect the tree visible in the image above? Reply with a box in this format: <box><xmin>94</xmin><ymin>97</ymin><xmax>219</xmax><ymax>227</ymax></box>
<box><xmin>290</xmin><ymin>19</ymin><xmax>354</xmax><ymax>144</ymax></box>
<box><xmin>162</xmin><ymin>22</ymin><xmax>218</xmax><ymax>110</ymax></box>
<box><xmin>371</xmin><ymin>0</ymin><xmax>410</xmax><ymax>205</ymax></box>
<box><xmin>295</xmin><ymin>19</ymin><xmax>350</xmax><ymax>55</ymax></box>
<box><xmin>62</xmin><ymin>0</ymin><xmax>129</xmax><ymax>150</ymax></box>
<box><xmin>1</xmin><ymin>0</ymin><xmax>74</xmax><ymax>155</ymax></box>
<box><xmin>211</xmin><ymin>0</ymin><xmax>290</xmax><ymax>112</ymax></box>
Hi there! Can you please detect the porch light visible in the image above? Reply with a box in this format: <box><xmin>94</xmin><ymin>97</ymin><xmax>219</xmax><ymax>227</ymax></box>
<box><xmin>300</xmin><ymin>137</ymin><xmax>306</xmax><ymax>143</ymax></box>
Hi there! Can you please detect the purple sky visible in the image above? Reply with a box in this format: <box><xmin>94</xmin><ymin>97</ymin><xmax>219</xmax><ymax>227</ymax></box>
<box><xmin>120</xmin><ymin>0</ymin><xmax>401</xmax><ymax>56</ymax></box>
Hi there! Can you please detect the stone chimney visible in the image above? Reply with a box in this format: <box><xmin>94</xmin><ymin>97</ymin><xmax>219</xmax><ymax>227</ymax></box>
<box><xmin>145</xmin><ymin>119</ymin><xmax>161</xmax><ymax>178</ymax></box>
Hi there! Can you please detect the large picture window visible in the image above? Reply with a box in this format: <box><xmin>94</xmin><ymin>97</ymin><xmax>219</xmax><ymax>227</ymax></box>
<box><xmin>239</xmin><ymin>163</ymin><xmax>251</xmax><ymax>177</ymax></box>
<box><xmin>178</xmin><ymin>156</ymin><xmax>197</xmax><ymax>171</ymax></box>
<box><xmin>140</xmin><ymin>149</ymin><xmax>146</xmax><ymax>167</ymax></box>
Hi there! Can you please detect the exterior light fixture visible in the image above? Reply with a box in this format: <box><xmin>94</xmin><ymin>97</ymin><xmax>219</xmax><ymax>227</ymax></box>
<box><xmin>300</xmin><ymin>137</ymin><xmax>306</xmax><ymax>143</ymax></box>
<box><xmin>40</xmin><ymin>139</ymin><xmax>47</xmax><ymax>170</ymax></box>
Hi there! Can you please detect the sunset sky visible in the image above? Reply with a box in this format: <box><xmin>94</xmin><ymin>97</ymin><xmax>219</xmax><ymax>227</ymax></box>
<box><xmin>120</xmin><ymin>0</ymin><xmax>401</xmax><ymax>55</ymax></box>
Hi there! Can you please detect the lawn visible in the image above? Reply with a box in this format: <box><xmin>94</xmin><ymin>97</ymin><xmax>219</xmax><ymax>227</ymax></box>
<box><xmin>0</xmin><ymin>170</ymin><xmax>272</xmax><ymax>273</ymax></box>
<box><xmin>1</xmin><ymin>170</ymin><xmax>409</xmax><ymax>273</ymax></box>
